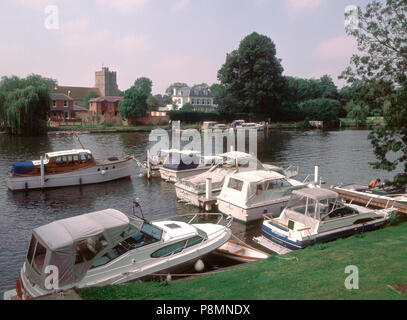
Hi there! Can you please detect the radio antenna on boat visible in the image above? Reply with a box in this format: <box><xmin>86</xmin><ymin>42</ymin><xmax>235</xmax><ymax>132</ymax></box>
<box><xmin>132</xmin><ymin>197</ymin><xmax>146</xmax><ymax>221</ymax></box>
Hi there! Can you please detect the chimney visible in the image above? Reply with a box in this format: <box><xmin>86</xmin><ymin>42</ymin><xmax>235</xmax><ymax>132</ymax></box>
<box><xmin>68</xmin><ymin>90</ymin><xmax>71</xmax><ymax>97</ymax></box>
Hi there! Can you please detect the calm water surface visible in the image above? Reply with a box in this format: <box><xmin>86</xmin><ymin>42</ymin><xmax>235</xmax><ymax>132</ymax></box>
<box><xmin>0</xmin><ymin>129</ymin><xmax>402</xmax><ymax>293</ymax></box>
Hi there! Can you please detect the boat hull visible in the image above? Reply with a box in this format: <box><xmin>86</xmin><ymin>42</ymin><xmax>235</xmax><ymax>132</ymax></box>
<box><xmin>217</xmin><ymin>198</ymin><xmax>289</xmax><ymax>223</ymax></box>
<box><xmin>6</xmin><ymin>158</ymin><xmax>134</xmax><ymax>191</ymax></box>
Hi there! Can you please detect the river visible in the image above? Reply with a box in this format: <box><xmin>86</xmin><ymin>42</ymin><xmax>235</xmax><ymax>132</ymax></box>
<box><xmin>0</xmin><ymin>129</ymin><xmax>403</xmax><ymax>293</ymax></box>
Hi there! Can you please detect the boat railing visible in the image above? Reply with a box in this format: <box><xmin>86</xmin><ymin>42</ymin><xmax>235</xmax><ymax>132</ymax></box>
<box><xmin>284</xmin><ymin>165</ymin><xmax>299</xmax><ymax>178</ymax></box>
<box><xmin>155</xmin><ymin>212</ymin><xmax>233</xmax><ymax>228</ymax></box>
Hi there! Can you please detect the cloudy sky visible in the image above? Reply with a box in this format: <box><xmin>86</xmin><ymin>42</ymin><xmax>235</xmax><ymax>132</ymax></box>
<box><xmin>0</xmin><ymin>0</ymin><xmax>372</xmax><ymax>94</ymax></box>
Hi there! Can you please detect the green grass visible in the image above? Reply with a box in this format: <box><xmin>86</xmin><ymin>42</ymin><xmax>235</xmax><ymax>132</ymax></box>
<box><xmin>77</xmin><ymin>220</ymin><xmax>407</xmax><ymax>300</ymax></box>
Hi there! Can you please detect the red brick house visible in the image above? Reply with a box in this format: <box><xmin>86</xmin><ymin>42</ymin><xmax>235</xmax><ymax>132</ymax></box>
<box><xmin>88</xmin><ymin>96</ymin><xmax>123</xmax><ymax>124</ymax></box>
<box><xmin>49</xmin><ymin>93</ymin><xmax>87</xmax><ymax>121</ymax></box>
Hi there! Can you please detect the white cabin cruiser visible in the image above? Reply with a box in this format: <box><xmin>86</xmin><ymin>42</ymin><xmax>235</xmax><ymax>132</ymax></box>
<box><xmin>3</xmin><ymin>209</ymin><xmax>231</xmax><ymax>300</ymax></box>
<box><xmin>217</xmin><ymin>170</ymin><xmax>307</xmax><ymax>223</ymax></box>
<box><xmin>236</xmin><ymin>123</ymin><xmax>264</xmax><ymax>131</ymax></box>
<box><xmin>175</xmin><ymin>151</ymin><xmax>298</xmax><ymax>208</ymax></box>
<box><xmin>254</xmin><ymin>188</ymin><xmax>393</xmax><ymax>252</ymax></box>
<box><xmin>6</xmin><ymin>149</ymin><xmax>134</xmax><ymax>191</ymax></box>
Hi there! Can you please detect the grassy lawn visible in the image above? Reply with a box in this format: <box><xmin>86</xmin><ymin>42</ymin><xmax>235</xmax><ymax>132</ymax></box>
<box><xmin>77</xmin><ymin>219</ymin><xmax>407</xmax><ymax>300</ymax></box>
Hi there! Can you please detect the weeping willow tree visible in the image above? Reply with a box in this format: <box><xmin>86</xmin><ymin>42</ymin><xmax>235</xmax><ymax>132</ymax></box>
<box><xmin>0</xmin><ymin>74</ymin><xmax>56</xmax><ymax>135</ymax></box>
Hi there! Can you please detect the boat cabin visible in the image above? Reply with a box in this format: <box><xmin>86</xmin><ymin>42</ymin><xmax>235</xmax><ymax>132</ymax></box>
<box><xmin>219</xmin><ymin>170</ymin><xmax>304</xmax><ymax>208</ymax></box>
<box><xmin>10</xmin><ymin>149</ymin><xmax>95</xmax><ymax>176</ymax></box>
<box><xmin>162</xmin><ymin>150</ymin><xmax>202</xmax><ymax>171</ymax></box>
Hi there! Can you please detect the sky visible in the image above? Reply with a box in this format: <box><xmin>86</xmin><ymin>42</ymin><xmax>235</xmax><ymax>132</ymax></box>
<box><xmin>0</xmin><ymin>0</ymin><xmax>374</xmax><ymax>94</ymax></box>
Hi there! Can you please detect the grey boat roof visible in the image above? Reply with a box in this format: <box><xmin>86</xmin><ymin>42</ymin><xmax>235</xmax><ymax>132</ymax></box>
<box><xmin>292</xmin><ymin>188</ymin><xmax>338</xmax><ymax>201</ymax></box>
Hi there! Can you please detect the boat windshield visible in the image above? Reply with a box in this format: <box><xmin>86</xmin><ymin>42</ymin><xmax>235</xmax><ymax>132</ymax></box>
<box><xmin>287</xmin><ymin>194</ymin><xmax>318</xmax><ymax>218</ymax></box>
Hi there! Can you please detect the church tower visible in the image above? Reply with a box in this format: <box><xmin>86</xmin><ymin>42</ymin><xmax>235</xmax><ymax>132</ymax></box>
<box><xmin>95</xmin><ymin>67</ymin><xmax>120</xmax><ymax>96</ymax></box>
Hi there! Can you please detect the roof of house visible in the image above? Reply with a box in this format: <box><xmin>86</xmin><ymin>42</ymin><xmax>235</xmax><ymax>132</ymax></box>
<box><xmin>50</xmin><ymin>93</ymin><xmax>73</xmax><ymax>101</ymax></box>
<box><xmin>53</xmin><ymin>86</ymin><xmax>102</xmax><ymax>101</ymax></box>
<box><xmin>173</xmin><ymin>85</ymin><xmax>214</xmax><ymax>98</ymax></box>
<box><xmin>89</xmin><ymin>96</ymin><xmax>124</xmax><ymax>103</ymax></box>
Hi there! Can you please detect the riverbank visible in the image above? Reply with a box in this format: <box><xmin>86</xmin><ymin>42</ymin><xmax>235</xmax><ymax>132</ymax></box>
<box><xmin>47</xmin><ymin>123</ymin><xmax>201</xmax><ymax>133</ymax></box>
<box><xmin>77</xmin><ymin>219</ymin><xmax>407</xmax><ymax>300</ymax></box>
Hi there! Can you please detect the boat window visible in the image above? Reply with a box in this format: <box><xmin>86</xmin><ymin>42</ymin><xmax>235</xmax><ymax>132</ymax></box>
<box><xmin>185</xmin><ymin>236</ymin><xmax>203</xmax><ymax>248</ymax></box>
<box><xmin>26</xmin><ymin>236</ymin><xmax>37</xmax><ymax>265</ymax></box>
<box><xmin>256</xmin><ymin>184</ymin><xmax>264</xmax><ymax>195</ymax></box>
<box><xmin>269</xmin><ymin>179</ymin><xmax>292</xmax><ymax>189</ymax></box>
<box><xmin>55</xmin><ymin>157</ymin><xmax>63</xmax><ymax>165</ymax></box>
<box><xmin>80</xmin><ymin>153</ymin><xmax>87</xmax><ymax>163</ymax></box>
<box><xmin>141</xmin><ymin>223</ymin><xmax>163</xmax><ymax>241</ymax></box>
<box><xmin>73</xmin><ymin>155</ymin><xmax>79</xmax><ymax>164</ymax></box>
<box><xmin>228</xmin><ymin>178</ymin><xmax>244</xmax><ymax>191</ymax></box>
<box><xmin>151</xmin><ymin>240</ymin><xmax>187</xmax><ymax>258</ymax></box>
<box><xmin>288</xmin><ymin>220</ymin><xmax>295</xmax><ymax>230</ymax></box>
<box><xmin>75</xmin><ymin>235</ymin><xmax>107</xmax><ymax>264</ymax></box>
<box><xmin>122</xmin><ymin>230</ymin><xmax>159</xmax><ymax>250</ymax></box>
<box><xmin>91</xmin><ymin>244</ymin><xmax>128</xmax><ymax>269</ymax></box>
<box><xmin>32</xmin><ymin>240</ymin><xmax>47</xmax><ymax>274</ymax></box>
<box><xmin>267</xmin><ymin>181</ymin><xmax>274</xmax><ymax>190</ymax></box>
<box><xmin>196</xmin><ymin>227</ymin><xmax>208</xmax><ymax>239</ymax></box>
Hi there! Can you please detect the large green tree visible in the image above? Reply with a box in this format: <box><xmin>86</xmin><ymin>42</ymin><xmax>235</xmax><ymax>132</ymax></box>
<box><xmin>118</xmin><ymin>86</ymin><xmax>149</xmax><ymax>120</ymax></box>
<box><xmin>134</xmin><ymin>77</ymin><xmax>153</xmax><ymax>97</ymax></box>
<box><xmin>340</xmin><ymin>0</ymin><xmax>407</xmax><ymax>188</ymax></box>
<box><xmin>217</xmin><ymin>32</ymin><xmax>286</xmax><ymax>116</ymax></box>
<box><xmin>0</xmin><ymin>74</ymin><xmax>55</xmax><ymax>135</ymax></box>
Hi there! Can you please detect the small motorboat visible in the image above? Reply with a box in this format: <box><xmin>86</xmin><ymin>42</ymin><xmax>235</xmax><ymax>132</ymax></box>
<box><xmin>175</xmin><ymin>151</ymin><xmax>298</xmax><ymax>208</ymax></box>
<box><xmin>255</xmin><ymin>188</ymin><xmax>393</xmax><ymax>252</ymax></box>
<box><xmin>215</xmin><ymin>240</ymin><xmax>269</xmax><ymax>263</ymax></box>
<box><xmin>333</xmin><ymin>183</ymin><xmax>407</xmax><ymax>214</ymax></box>
<box><xmin>3</xmin><ymin>208</ymin><xmax>232</xmax><ymax>300</ymax></box>
<box><xmin>217</xmin><ymin>170</ymin><xmax>308</xmax><ymax>223</ymax></box>
<box><xmin>6</xmin><ymin>149</ymin><xmax>134</xmax><ymax>191</ymax></box>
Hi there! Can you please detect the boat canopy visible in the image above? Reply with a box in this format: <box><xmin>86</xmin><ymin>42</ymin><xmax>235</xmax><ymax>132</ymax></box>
<box><xmin>292</xmin><ymin>188</ymin><xmax>338</xmax><ymax>201</ymax></box>
<box><xmin>11</xmin><ymin>161</ymin><xmax>35</xmax><ymax>174</ymax></box>
<box><xmin>32</xmin><ymin>209</ymin><xmax>130</xmax><ymax>287</ymax></box>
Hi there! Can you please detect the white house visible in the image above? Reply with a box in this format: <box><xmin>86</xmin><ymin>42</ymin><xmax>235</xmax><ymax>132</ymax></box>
<box><xmin>165</xmin><ymin>85</ymin><xmax>218</xmax><ymax>112</ymax></box>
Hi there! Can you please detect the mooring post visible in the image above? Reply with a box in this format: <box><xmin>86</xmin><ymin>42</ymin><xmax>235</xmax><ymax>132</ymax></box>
<box><xmin>314</xmin><ymin>165</ymin><xmax>320</xmax><ymax>186</ymax></box>
<box><xmin>206</xmin><ymin>178</ymin><xmax>212</xmax><ymax>200</ymax></box>
<box><xmin>147</xmin><ymin>150</ymin><xmax>151</xmax><ymax>179</ymax></box>
<box><xmin>40</xmin><ymin>156</ymin><xmax>45</xmax><ymax>188</ymax></box>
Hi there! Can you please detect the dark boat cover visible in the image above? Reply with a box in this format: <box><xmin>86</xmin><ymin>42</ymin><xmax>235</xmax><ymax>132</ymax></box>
<box><xmin>11</xmin><ymin>161</ymin><xmax>35</xmax><ymax>174</ymax></box>
<box><xmin>163</xmin><ymin>156</ymin><xmax>199</xmax><ymax>171</ymax></box>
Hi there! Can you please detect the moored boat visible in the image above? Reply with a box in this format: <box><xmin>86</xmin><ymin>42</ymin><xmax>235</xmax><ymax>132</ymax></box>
<box><xmin>254</xmin><ymin>188</ymin><xmax>393</xmax><ymax>252</ymax></box>
<box><xmin>6</xmin><ymin>149</ymin><xmax>134</xmax><ymax>191</ymax></box>
<box><xmin>3</xmin><ymin>209</ymin><xmax>232</xmax><ymax>300</ymax></box>
<box><xmin>333</xmin><ymin>183</ymin><xmax>407</xmax><ymax>214</ymax></box>
<box><xmin>159</xmin><ymin>150</ymin><xmax>220</xmax><ymax>183</ymax></box>
<box><xmin>217</xmin><ymin>170</ymin><xmax>308</xmax><ymax>223</ymax></box>
<box><xmin>214</xmin><ymin>240</ymin><xmax>269</xmax><ymax>263</ymax></box>
<box><xmin>175</xmin><ymin>151</ymin><xmax>294</xmax><ymax>208</ymax></box>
